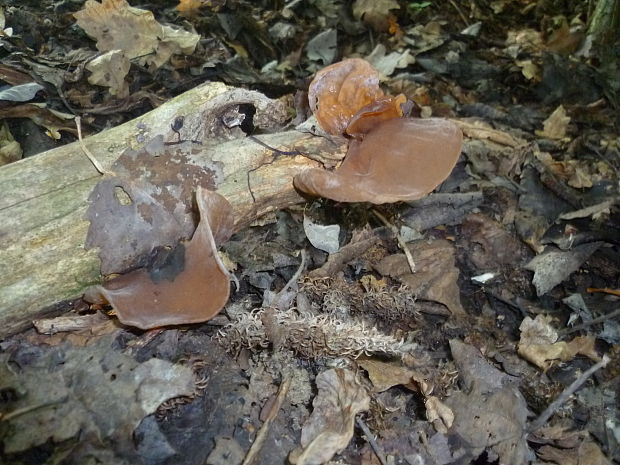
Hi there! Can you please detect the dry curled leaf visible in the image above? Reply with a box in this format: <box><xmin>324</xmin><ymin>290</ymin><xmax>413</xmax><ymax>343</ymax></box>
<box><xmin>358</xmin><ymin>358</ymin><xmax>431</xmax><ymax>394</ymax></box>
<box><xmin>352</xmin><ymin>0</ymin><xmax>401</xmax><ymax>33</ymax></box>
<box><xmin>176</xmin><ymin>0</ymin><xmax>205</xmax><ymax>18</ymax></box>
<box><xmin>289</xmin><ymin>368</ymin><xmax>370</xmax><ymax>465</ymax></box>
<box><xmin>539</xmin><ymin>105</ymin><xmax>570</xmax><ymax>140</ymax></box>
<box><xmin>74</xmin><ymin>0</ymin><xmax>199</xmax><ymax>70</ymax></box>
<box><xmin>86</xmin><ymin>50</ymin><xmax>130</xmax><ymax>97</ymax></box>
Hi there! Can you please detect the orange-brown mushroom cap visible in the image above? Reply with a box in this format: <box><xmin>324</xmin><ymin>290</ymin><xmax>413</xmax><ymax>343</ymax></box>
<box><xmin>84</xmin><ymin>188</ymin><xmax>234</xmax><ymax>330</ymax></box>
<box><xmin>308</xmin><ymin>58</ymin><xmax>385</xmax><ymax>136</ymax></box>
<box><xmin>293</xmin><ymin>117</ymin><xmax>463</xmax><ymax>204</ymax></box>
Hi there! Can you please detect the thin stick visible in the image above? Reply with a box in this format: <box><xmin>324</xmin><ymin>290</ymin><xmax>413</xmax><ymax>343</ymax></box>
<box><xmin>527</xmin><ymin>355</ymin><xmax>610</xmax><ymax>434</ymax></box>
<box><xmin>246</xmin><ymin>135</ymin><xmax>304</xmax><ymax>202</ymax></box>
<box><xmin>75</xmin><ymin>116</ymin><xmax>115</xmax><ymax>176</ymax></box>
<box><xmin>241</xmin><ymin>377</ymin><xmax>291</xmax><ymax>465</ymax></box>
<box><xmin>587</xmin><ymin>287</ymin><xmax>620</xmax><ymax>297</ymax></box>
<box><xmin>282</xmin><ymin>249</ymin><xmax>307</xmax><ymax>294</ymax></box>
<box><xmin>560</xmin><ymin>308</ymin><xmax>620</xmax><ymax>336</ymax></box>
<box><xmin>372</xmin><ymin>209</ymin><xmax>416</xmax><ymax>273</ymax></box>
<box><xmin>0</xmin><ymin>401</ymin><xmax>61</xmax><ymax>422</ymax></box>
<box><xmin>356</xmin><ymin>417</ymin><xmax>389</xmax><ymax>465</ymax></box>
<box><xmin>448</xmin><ymin>0</ymin><xmax>469</xmax><ymax>27</ymax></box>
<box><xmin>265</xmin><ymin>249</ymin><xmax>307</xmax><ymax>308</ymax></box>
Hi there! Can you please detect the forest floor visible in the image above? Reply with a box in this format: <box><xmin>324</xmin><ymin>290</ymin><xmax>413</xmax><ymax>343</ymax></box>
<box><xmin>0</xmin><ymin>1</ymin><xmax>619</xmax><ymax>464</ymax></box>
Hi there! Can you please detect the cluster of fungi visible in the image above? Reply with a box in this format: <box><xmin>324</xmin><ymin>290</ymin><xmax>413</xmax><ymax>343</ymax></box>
<box><xmin>86</xmin><ymin>58</ymin><xmax>463</xmax><ymax>330</ymax></box>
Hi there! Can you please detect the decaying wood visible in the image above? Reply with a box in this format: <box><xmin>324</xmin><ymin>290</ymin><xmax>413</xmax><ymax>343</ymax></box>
<box><xmin>0</xmin><ymin>82</ymin><xmax>346</xmax><ymax>337</ymax></box>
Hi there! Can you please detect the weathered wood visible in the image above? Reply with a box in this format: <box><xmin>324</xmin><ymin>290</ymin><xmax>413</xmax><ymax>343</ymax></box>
<box><xmin>0</xmin><ymin>82</ymin><xmax>345</xmax><ymax>337</ymax></box>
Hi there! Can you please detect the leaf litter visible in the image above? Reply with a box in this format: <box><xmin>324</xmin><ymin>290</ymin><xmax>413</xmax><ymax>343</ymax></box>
<box><xmin>0</xmin><ymin>0</ymin><xmax>619</xmax><ymax>464</ymax></box>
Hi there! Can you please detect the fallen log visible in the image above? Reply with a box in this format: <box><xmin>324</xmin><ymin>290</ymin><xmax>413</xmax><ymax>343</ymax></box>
<box><xmin>0</xmin><ymin>82</ymin><xmax>345</xmax><ymax>337</ymax></box>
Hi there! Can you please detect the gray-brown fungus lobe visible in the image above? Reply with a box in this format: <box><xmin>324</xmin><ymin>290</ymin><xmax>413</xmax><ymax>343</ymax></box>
<box><xmin>85</xmin><ymin>136</ymin><xmax>220</xmax><ymax>274</ymax></box>
<box><xmin>84</xmin><ymin>188</ymin><xmax>234</xmax><ymax>330</ymax></box>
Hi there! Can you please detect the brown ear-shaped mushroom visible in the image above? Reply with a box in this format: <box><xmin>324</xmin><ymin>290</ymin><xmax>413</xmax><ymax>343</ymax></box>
<box><xmin>294</xmin><ymin>117</ymin><xmax>463</xmax><ymax>204</ymax></box>
<box><xmin>84</xmin><ymin>188</ymin><xmax>234</xmax><ymax>330</ymax></box>
<box><xmin>345</xmin><ymin>94</ymin><xmax>407</xmax><ymax>139</ymax></box>
<box><xmin>308</xmin><ymin>58</ymin><xmax>385</xmax><ymax>136</ymax></box>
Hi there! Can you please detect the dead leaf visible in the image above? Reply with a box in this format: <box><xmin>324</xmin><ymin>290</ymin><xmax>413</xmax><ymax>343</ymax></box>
<box><xmin>206</xmin><ymin>437</ymin><xmax>245</xmax><ymax>465</ymax></box>
<box><xmin>539</xmin><ymin>105</ymin><xmax>570</xmax><ymax>140</ymax></box>
<box><xmin>306</xmin><ymin>29</ymin><xmax>337</xmax><ymax>65</ymax></box>
<box><xmin>86</xmin><ymin>50</ymin><xmax>130</xmax><ymax>97</ymax></box>
<box><xmin>546</xmin><ymin>21</ymin><xmax>585</xmax><ymax>55</ymax></box>
<box><xmin>519</xmin><ymin>315</ymin><xmax>558</xmax><ymax>345</ymax></box>
<box><xmin>176</xmin><ymin>0</ymin><xmax>205</xmax><ymax>18</ymax></box>
<box><xmin>74</xmin><ymin>0</ymin><xmax>199</xmax><ymax>71</ymax></box>
<box><xmin>289</xmin><ymin>369</ymin><xmax>370</xmax><ymax>465</ymax></box>
<box><xmin>449</xmin><ymin>339</ymin><xmax>519</xmax><ymax>394</ymax></box>
<box><xmin>303</xmin><ymin>215</ymin><xmax>340</xmax><ymax>254</ymax></box>
<box><xmin>0</xmin><ymin>82</ymin><xmax>44</xmax><ymax>102</ymax></box>
<box><xmin>374</xmin><ymin>239</ymin><xmax>465</xmax><ymax>315</ymax></box>
<box><xmin>0</xmin><ymin>103</ymin><xmax>76</xmax><ymax>136</ymax></box>
<box><xmin>447</xmin><ymin>386</ymin><xmax>531</xmax><ymax>465</ymax></box>
<box><xmin>529</xmin><ymin>424</ymin><xmax>589</xmax><ymax>448</ymax></box>
<box><xmin>538</xmin><ymin>439</ymin><xmax>612</xmax><ymax>465</ymax></box>
<box><xmin>352</xmin><ymin>0</ymin><xmax>400</xmax><ymax>33</ymax></box>
<box><xmin>0</xmin><ymin>121</ymin><xmax>22</xmax><ymax>166</ymax></box>
<box><xmin>515</xmin><ymin>59</ymin><xmax>541</xmax><ymax>81</ymax></box>
<box><xmin>505</xmin><ymin>29</ymin><xmax>544</xmax><ymax>56</ymax></box>
<box><xmin>366</xmin><ymin>44</ymin><xmax>413</xmax><ymax>76</ymax></box>
<box><xmin>447</xmin><ymin>340</ymin><xmax>532</xmax><ymax>465</ymax></box>
<box><xmin>461</xmin><ymin>213</ymin><xmax>532</xmax><ymax>271</ymax></box>
<box><xmin>425</xmin><ymin>396</ymin><xmax>454</xmax><ymax>434</ymax></box>
<box><xmin>525</xmin><ymin>242</ymin><xmax>602</xmax><ymax>296</ymax></box>
<box><xmin>455</xmin><ymin>118</ymin><xmax>523</xmax><ymax>147</ymax></box>
<box><xmin>518</xmin><ymin>316</ymin><xmax>601</xmax><ymax>369</ymax></box>
<box><xmin>0</xmin><ymin>334</ymin><xmax>194</xmax><ymax>455</ymax></box>
<box><xmin>534</xmin><ymin>151</ymin><xmax>614</xmax><ymax>189</ymax></box>
<box><xmin>358</xmin><ymin>358</ymin><xmax>431</xmax><ymax>394</ymax></box>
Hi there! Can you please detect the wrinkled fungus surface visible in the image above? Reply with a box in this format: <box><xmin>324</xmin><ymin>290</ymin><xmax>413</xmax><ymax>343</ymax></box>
<box><xmin>344</xmin><ymin>95</ymin><xmax>407</xmax><ymax>139</ymax></box>
<box><xmin>85</xmin><ymin>188</ymin><xmax>234</xmax><ymax>330</ymax></box>
<box><xmin>308</xmin><ymin>58</ymin><xmax>385</xmax><ymax>136</ymax></box>
<box><xmin>294</xmin><ymin>117</ymin><xmax>463</xmax><ymax>204</ymax></box>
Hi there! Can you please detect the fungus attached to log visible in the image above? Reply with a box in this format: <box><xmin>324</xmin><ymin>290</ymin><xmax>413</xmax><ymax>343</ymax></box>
<box><xmin>84</xmin><ymin>188</ymin><xmax>234</xmax><ymax>330</ymax></box>
<box><xmin>308</xmin><ymin>58</ymin><xmax>385</xmax><ymax>136</ymax></box>
<box><xmin>344</xmin><ymin>95</ymin><xmax>407</xmax><ymax>139</ymax></box>
<box><xmin>294</xmin><ymin>117</ymin><xmax>463</xmax><ymax>204</ymax></box>
<box><xmin>296</xmin><ymin>58</ymin><xmax>464</xmax><ymax>204</ymax></box>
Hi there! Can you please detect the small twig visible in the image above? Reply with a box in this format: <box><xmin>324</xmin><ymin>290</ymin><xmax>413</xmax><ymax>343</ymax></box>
<box><xmin>241</xmin><ymin>377</ymin><xmax>291</xmax><ymax>465</ymax></box>
<box><xmin>448</xmin><ymin>0</ymin><xmax>469</xmax><ymax>26</ymax></box>
<box><xmin>265</xmin><ymin>249</ymin><xmax>307</xmax><ymax>308</ymax></box>
<box><xmin>527</xmin><ymin>355</ymin><xmax>610</xmax><ymax>434</ymax></box>
<box><xmin>246</xmin><ymin>135</ymin><xmax>304</xmax><ymax>202</ymax></box>
<box><xmin>308</xmin><ymin>234</ymin><xmax>380</xmax><ymax>278</ymax></box>
<box><xmin>0</xmin><ymin>401</ymin><xmax>61</xmax><ymax>422</ymax></box>
<box><xmin>283</xmin><ymin>0</ymin><xmax>303</xmax><ymax>9</ymax></box>
<box><xmin>356</xmin><ymin>417</ymin><xmax>389</xmax><ymax>465</ymax></box>
<box><xmin>282</xmin><ymin>249</ymin><xmax>307</xmax><ymax>294</ymax></box>
<box><xmin>372</xmin><ymin>209</ymin><xmax>416</xmax><ymax>273</ymax></box>
<box><xmin>248</xmin><ymin>135</ymin><xmax>304</xmax><ymax>157</ymax></box>
<box><xmin>560</xmin><ymin>308</ymin><xmax>620</xmax><ymax>336</ymax></box>
<box><xmin>587</xmin><ymin>287</ymin><xmax>620</xmax><ymax>297</ymax></box>
<box><xmin>75</xmin><ymin>116</ymin><xmax>115</xmax><ymax>176</ymax></box>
